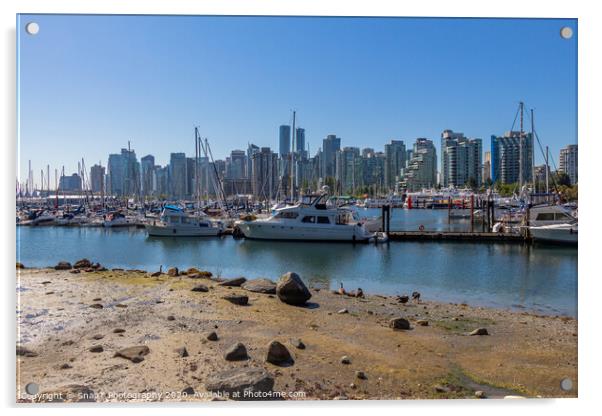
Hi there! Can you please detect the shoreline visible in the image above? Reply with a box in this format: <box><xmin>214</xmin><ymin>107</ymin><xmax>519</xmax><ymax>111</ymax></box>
<box><xmin>16</xmin><ymin>264</ymin><xmax>578</xmax><ymax>402</ymax></box>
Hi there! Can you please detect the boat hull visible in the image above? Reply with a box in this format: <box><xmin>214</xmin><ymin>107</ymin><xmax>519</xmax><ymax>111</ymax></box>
<box><xmin>529</xmin><ymin>226</ymin><xmax>578</xmax><ymax>245</ymax></box>
<box><xmin>237</xmin><ymin>221</ymin><xmax>373</xmax><ymax>242</ymax></box>
<box><xmin>145</xmin><ymin>224</ymin><xmax>221</xmax><ymax>237</ymax></box>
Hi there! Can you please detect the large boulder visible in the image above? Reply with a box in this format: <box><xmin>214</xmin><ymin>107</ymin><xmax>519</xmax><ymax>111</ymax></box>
<box><xmin>389</xmin><ymin>317</ymin><xmax>411</xmax><ymax>330</ymax></box>
<box><xmin>276</xmin><ymin>272</ymin><xmax>311</xmax><ymax>306</ymax></box>
<box><xmin>242</xmin><ymin>278</ymin><xmax>277</xmax><ymax>294</ymax></box>
<box><xmin>223</xmin><ymin>294</ymin><xmax>248</xmax><ymax>306</ymax></box>
<box><xmin>266</xmin><ymin>340</ymin><xmax>294</xmax><ymax>366</ymax></box>
<box><xmin>74</xmin><ymin>258</ymin><xmax>92</xmax><ymax>269</ymax></box>
<box><xmin>114</xmin><ymin>345</ymin><xmax>150</xmax><ymax>363</ymax></box>
<box><xmin>224</xmin><ymin>342</ymin><xmax>248</xmax><ymax>361</ymax></box>
<box><xmin>54</xmin><ymin>261</ymin><xmax>72</xmax><ymax>270</ymax></box>
<box><xmin>205</xmin><ymin>367</ymin><xmax>275</xmax><ymax>400</ymax></box>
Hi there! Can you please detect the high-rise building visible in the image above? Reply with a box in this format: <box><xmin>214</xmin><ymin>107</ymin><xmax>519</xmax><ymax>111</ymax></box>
<box><xmin>59</xmin><ymin>173</ymin><xmax>82</xmax><ymax>192</ymax></box>
<box><xmin>251</xmin><ymin>147</ymin><xmax>278</xmax><ymax>200</ymax></box>
<box><xmin>141</xmin><ymin>155</ymin><xmax>155</xmax><ymax>196</ymax></box>
<box><xmin>491</xmin><ymin>131</ymin><xmax>534</xmax><ymax>185</ymax></box>
<box><xmin>107</xmin><ymin>153</ymin><xmax>124</xmax><ymax>196</ymax></box>
<box><xmin>402</xmin><ymin>138</ymin><xmax>437</xmax><ymax>191</ymax></box>
<box><xmin>90</xmin><ymin>164</ymin><xmax>105</xmax><ymax>194</ymax></box>
<box><xmin>247</xmin><ymin>143</ymin><xmax>260</xmax><ymax>179</ymax></box>
<box><xmin>441</xmin><ymin>130</ymin><xmax>482</xmax><ymax>187</ymax></box>
<box><xmin>118</xmin><ymin>148</ymin><xmax>141</xmax><ymax>197</ymax></box>
<box><xmin>361</xmin><ymin>150</ymin><xmax>385</xmax><ymax>191</ymax></box>
<box><xmin>335</xmin><ymin>147</ymin><xmax>362</xmax><ymax>194</ymax></box>
<box><xmin>384</xmin><ymin>140</ymin><xmax>406</xmax><ymax>190</ymax></box>
<box><xmin>226</xmin><ymin>150</ymin><xmax>247</xmax><ymax>180</ymax></box>
<box><xmin>559</xmin><ymin>144</ymin><xmax>578</xmax><ymax>185</ymax></box>
<box><xmin>153</xmin><ymin>166</ymin><xmax>169</xmax><ymax>197</ymax></box>
<box><xmin>279</xmin><ymin>125</ymin><xmax>291</xmax><ymax>157</ymax></box>
<box><xmin>322</xmin><ymin>134</ymin><xmax>341</xmax><ymax>179</ymax></box>
<box><xmin>169</xmin><ymin>153</ymin><xmax>188</xmax><ymax>199</ymax></box>
<box><xmin>296</xmin><ymin>128</ymin><xmax>306</xmax><ymax>159</ymax></box>
<box><xmin>482</xmin><ymin>151</ymin><xmax>491</xmax><ymax>184</ymax></box>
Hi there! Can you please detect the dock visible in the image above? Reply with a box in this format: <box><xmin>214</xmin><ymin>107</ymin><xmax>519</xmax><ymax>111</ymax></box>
<box><xmin>387</xmin><ymin>231</ymin><xmax>529</xmax><ymax>243</ymax></box>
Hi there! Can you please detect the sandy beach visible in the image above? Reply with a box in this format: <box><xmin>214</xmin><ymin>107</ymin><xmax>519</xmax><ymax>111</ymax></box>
<box><xmin>16</xmin><ymin>263</ymin><xmax>577</xmax><ymax>402</ymax></box>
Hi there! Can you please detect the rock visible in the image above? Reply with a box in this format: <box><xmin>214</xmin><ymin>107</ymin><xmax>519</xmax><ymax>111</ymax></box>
<box><xmin>191</xmin><ymin>284</ymin><xmax>209</xmax><ymax>292</ymax></box>
<box><xmin>16</xmin><ymin>262</ymin><xmax>25</xmax><ymax>269</ymax></box>
<box><xmin>266</xmin><ymin>340</ymin><xmax>294</xmax><ymax>366</ymax></box>
<box><xmin>291</xmin><ymin>339</ymin><xmax>305</xmax><ymax>350</ymax></box>
<box><xmin>74</xmin><ymin>258</ymin><xmax>92</xmax><ymax>269</ymax></box>
<box><xmin>242</xmin><ymin>278</ymin><xmax>277</xmax><ymax>294</ymax></box>
<box><xmin>91</xmin><ymin>334</ymin><xmax>104</xmax><ymax>340</ymax></box>
<box><xmin>340</xmin><ymin>355</ymin><xmax>351</xmax><ymax>365</ymax></box>
<box><xmin>113</xmin><ymin>328</ymin><xmax>126</xmax><ymax>334</ymax></box>
<box><xmin>55</xmin><ymin>261</ymin><xmax>72</xmax><ymax>270</ymax></box>
<box><xmin>475</xmin><ymin>390</ymin><xmax>487</xmax><ymax>399</ymax></box>
<box><xmin>398</xmin><ymin>295</ymin><xmax>409</xmax><ymax>304</ymax></box>
<box><xmin>389</xmin><ymin>317</ymin><xmax>411</xmax><ymax>330</ymax></box>
<box><xmin>219</xmin><ymin>277</ymin><xmax>247</xmax><ymax>287</ymax></box>
<box><xmin>167</xmin><ymin>267</ymin><xmax>179</xmax><ymax>277</ymax></box>
<box><xmin>92</xmin><ymin>297</ymin><xmax>102</xmax><ymax>301</ymax></box>
<box><xmin>167</xmin><ymin>315</ymin><xmax>176</xmax><ymax>321</ymax></box>
<box><xmin>91</xmin><ymin>262</ymin><xmax>101</xmax><ymax>269</ymax></box>
<box><xmin>60</xmin><ymin>363</ymin><xmax>72</xmax><ymax>370</ymax></box>
<box><xmin>224</xmin><ymin>342</ymin><xmax>248</xmax><ymax>361</ymax></box>
<box><xmin>206</xmin><ymin>331</ymin><xmax>219</xmax><ymax>341</ymax></box>
<box><xmin>434</xmin><ymin>385</ymin><xmax>450</xmax><ymax>393</ymax></box>
<box><xmin>176</xmin><ymin>347</ymin><xmax>189</xmax><ymax>357</ymax></box>
<box><xmin>337</xmin><ymin>308</ymin><xmax>348</xmax><ymax>314</ymax></box>
<box><xmin>205</xmin><ymin>367</ymin><xmax>275</xmax><ymax>400</ymax></box>
<box><xmin>70</xmin><ymin>269</ymin><xmax>81</xmax><ymax>274</ymax></box>
<box><xmin>356</xmin><ymin>371</ymin><xmax>367</xmax><ymax>380</ymax></box>
<box><xmin>223</xmin><ymin>294</ymin><xmax>248</xmax><ymax>306</ymax></box>
<box><xmin>89</xmin><ymin>303</ymin><xmax>103</xmax><ymax>309</ymax></box>
<box><xmin>186</xmin><ymin>267</ymin><xmax>200</xmax><ymax>275</ymax></box>
<box><xmin>276</xmin><ymin>272</ymin><xmax>311</xmax><ymax>306</ymax></box>
<box><xmin>16</xmin><ymin>346</ymin><xmax>38</xmax><ymax>357</ymax></box>
<box><xmin>89</xmin><ymin>345</ymin><xmax>103</xmax><ymax>353</ymax></box>
<box><xmin>115</xmin><ymin>304</ymin><xmax>127</xmax><ymax>308</ymax></box>
<box><xmin>114</xmin><ymin>345</ymin><xmax>150</xmax><ymax>362</ymax></box>
<box><xmin>469</xmin><ymin>328</ymin><xmax>489</xmax><ymax>336</ymax></box>
<box><xmin>182</xmin><ymin>386</ymin><xmax>195</xmax><ymax>395</ymax></box>
<box><xmin>416</xmin><ymin>320</ymin><xmax>429</xmax><ymax>326</ymax></box>
<box><xmin>150</xmin><ymin>271</ymin><xmax>161</xmax><ymax>277</ymax></box>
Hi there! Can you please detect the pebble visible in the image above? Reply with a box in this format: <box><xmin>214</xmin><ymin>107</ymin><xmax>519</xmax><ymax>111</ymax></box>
<box><xmin>206</xmin><ymin>331</ymin><xmax>219</xmax><ymax>341</ymax></box>
<box><xmin>167</xmin><ymin>315</ymin><xmax>175</xmax><ymax>321</ymax></box>
<box><xmin>337</xmin><ymin>308</ymin><xmax>349</xmax><ymax>314</ymax></box>
<box><xmin>224</xmin><ymin>342</ymin><xmax>248</xmax><ymax>361</ymax></box>
<box><xmin>469</xmin><ymin>328</ymin><xmax>489</xmax><ymax>336</ymax></box>
<box><xmin>89</xmin><ymin>345</ymin><xmax>104</xmax><ymax>353</ymax></box>
<box><xmin>340</xmin><ymin>355</ymin><xmax>351</xmax><ymax>365</ymax></box>
<box><xmin>475</xmin><ymin>390</ymin><xmax>486</xmax><ymax>399</ymax></box>
<box><xmin>176</xmin><ymin>347</ymin><xmax>189</xmax><ymax>358</ymax></box>
<box><xmin>356</xmin><ymin>371</ymin><xmax>367</xmax><ymax>379</ymax></box>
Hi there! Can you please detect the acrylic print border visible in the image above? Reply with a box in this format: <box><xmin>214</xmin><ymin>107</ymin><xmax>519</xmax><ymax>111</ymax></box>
<box><xmin>2</xmin><ymin>0</ymin><xmax>587</xmax><ymax>412</ymax></box>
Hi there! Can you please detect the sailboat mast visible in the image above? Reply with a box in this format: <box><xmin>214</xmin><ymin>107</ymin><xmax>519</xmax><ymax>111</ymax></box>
<box><xmin>291</xmin><ymin>110</ymin><xmax>296</xmax><ymax>201</ymax></box>
<box><xmin>519</xmin><ymin>101</ymin><xmax>524</xmax><ymax>190</ymax></box>
<box><xmin>530</xmin><ymin>108</ymin><xmax>535</xmax><ymax>192</ymax></box>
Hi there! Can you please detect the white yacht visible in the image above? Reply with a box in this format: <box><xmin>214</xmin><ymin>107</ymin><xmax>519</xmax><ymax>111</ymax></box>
<box><xmin>527</xmin><ymin>204</ymin><xmax>577</xmax><ymax>227</ymax></box>
<box><xmin>103</xmin><ymin>211</ymin><xmax>135</xmax><ymax>228</ymax></box>
<box><xmin>526</xmin><ymin>204</ymin><xmax>577</xmax><ymax>245</ymax></box>
<box><xmin>145</xmin><ymin>205</ymin><xmax>224</xmax><ymax>237</ymax></box>
<box><xmin>529</xmin><ymin>223</ymin><xmax>577</xmax><ymax>245</ymax></box>
<box><xmin>236</xmin><ymin>193</ymin><xmax>385</xmax><ymax>242</ymax></box>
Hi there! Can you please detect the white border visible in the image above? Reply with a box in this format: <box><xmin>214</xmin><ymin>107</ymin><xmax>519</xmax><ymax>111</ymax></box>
<box><xmin>2</xmin><ymin>1</ymin><xmax>600</xmax><ymax>415</ymax></box>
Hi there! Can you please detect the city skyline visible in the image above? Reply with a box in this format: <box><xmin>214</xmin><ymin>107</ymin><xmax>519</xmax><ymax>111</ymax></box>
<box><xmin>18</xmin><ymin>15</ymin><xmax>577</xmax><ymax>182</ymax></box>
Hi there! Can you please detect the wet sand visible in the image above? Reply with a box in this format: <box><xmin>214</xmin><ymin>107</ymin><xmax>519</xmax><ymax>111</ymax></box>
<box><xmin>16</xmin><ymin>266</ymin><xmax>577</xmax><ymax>402</ymax></box>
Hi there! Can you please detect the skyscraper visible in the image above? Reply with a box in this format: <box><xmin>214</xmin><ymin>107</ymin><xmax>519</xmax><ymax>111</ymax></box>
<box><xmin>384</xmin><ymin>139</ymin><xmax>406</xmax><ymax>190</ymax></box>
<box><xmin>491</xmin><ymin>131</ymin><xmax>534</xmax><ymax>185</ymax></box>
<box><xmin>141</xmin><ymin>155</ymin><xmax>155</xmax><ymax>197</ymax></box>
<box><xmin>559</xmin><ymin>144</ymin><xmax>578</xmax><ymax>185</ymax></box>
<box><xmin>227</xmin><ymin>150</ymin><xmax>247</xmax><ymax>180</ymax></box>
<box><xmin>402</xmin><ymin>138</ymin><xmax>437</xmax><ymax>191</ymax></box>
<box><xmin>107</xmin><ymin>153</ymin><xmax>124</xmax><ymax>196</ymax></box>
<box><xmin>90</xmin><ymin>164</ymin><xmax>105</xmax><ymax>194</ymax></box>
<box><xmin>322</xmin><ymin>134</ymin><xmax>341</xmax><ymax>179</ymax></box>
<box><xmin>251</xmin><ymin>147</ymin><xmax>278</xmax><ymax>200</ymax></box>
<box><xmin>279</xmin><ymin>125</ymin><xmax>291</xmax><ymax>157</ymax></box>
<box><xmin>169</xmin><ymin>153</ymin><xmax>188</xmax><ymax>199</ymax></box>
<box><xmin>441</xmin><ymin>130</ymin><xmax>482</xmax><ymax>187</ymax></box>
<box><xmin>482</xmin><ymin>151</ymin><xmax>491</xmax><ymax>184</ymax></box>
<box><xmin>335</xmin><ymin>147</ymin><xmax>362</xmax><ymax>194</ymax></box>
<box><xmin>296</xmin><ymin>128</ymin><xmax>306</xmax><ymax>158</ymax></box>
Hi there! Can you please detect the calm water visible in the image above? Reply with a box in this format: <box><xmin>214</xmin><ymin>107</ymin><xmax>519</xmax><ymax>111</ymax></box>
<box><xmin>16</xmin><ymin>210</ymin><xmax>578</xmax><ymax>317</ymax></box>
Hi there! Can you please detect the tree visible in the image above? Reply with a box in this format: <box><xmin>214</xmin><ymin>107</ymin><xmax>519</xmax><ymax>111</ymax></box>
<box><xmin>556</xmin><ymin>172</ymin><xmax>572</xmax><ymax>187</ymax></box>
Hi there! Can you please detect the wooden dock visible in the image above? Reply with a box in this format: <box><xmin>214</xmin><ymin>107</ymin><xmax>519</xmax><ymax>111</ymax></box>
<box><xmin>387</xmin><ymin>231</ymin><xmax>529</xmax><ymax>243</ymax></box>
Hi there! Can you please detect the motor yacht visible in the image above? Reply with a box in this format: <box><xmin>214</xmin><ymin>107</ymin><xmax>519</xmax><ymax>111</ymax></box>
<box><xmin>145</xmin><ymin>205</ymin><xmax>224</xmax><ymax>237</ymax></box>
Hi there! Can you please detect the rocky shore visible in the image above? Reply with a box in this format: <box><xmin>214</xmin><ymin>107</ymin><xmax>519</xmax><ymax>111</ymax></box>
<box><xmin>16</xmin><ymin>261</ymin><xmax>577</xmax><ymax>402</ymax></box>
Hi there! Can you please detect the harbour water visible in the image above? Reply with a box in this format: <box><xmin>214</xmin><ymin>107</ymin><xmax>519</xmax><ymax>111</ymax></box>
<box><xmin>16</xmin><ymin>209</ymin><xmax>577</xmax><ymax>317</ymax></box>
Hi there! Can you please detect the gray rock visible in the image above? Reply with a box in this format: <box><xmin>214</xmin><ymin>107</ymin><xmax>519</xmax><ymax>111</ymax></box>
<box><xmin>89</xmin><ymin>345</ymin><xmax>103</xmax><ymax>353</ymax></box>
<box><xmin>340</xmin><ymin>355</ymin><xmax>351</xmax><ymax>365</ymax></box>
<box><xmin>266</xmin><ymin>340</ymin><xmax>294</xmax><ymax>366</ymax></box>
<box><xmin>74</xmin><ymin>258</ymin><xmax>92</xmax><ymax>269</ymax></box>
<box><xmin>276</xmin><ymin>272</ymin><xmax>311</xmax><ymax>306</ymax></box>
<box><xmin>191</xmin><ymin>284</ymin><xmax>209</xmax><ymax>292</ymax></box>
<box><xmin>114</xmin><ymin>345</ymin><xmax>150</xmax><ymax>362</ymax></box>
<box><xmin>291</xmin><ymin>339</ymin><xmax>305</xmax><ymax>349</ymax></box>
<box><xmin>223</xmin><ymin>294</ymin><xmax>248</xmax><ymax>306</ymax></box>
<box><xmin>356</xmin><ymin>370</ymin><xmax>367</xmax><ymax>379</ymax></box>
<box><xmin>219</xmin><ymin>277</ymin><xmax>247</xmax><ymax>287</ymax></box>
<box><xmin>469</xmin><ymin>328</ymin><xmax>489</xmax><ymax>336</ymax></box>
<box><xmin>206</xmin><ymin>331</ymin><xmax>218</xmax><ymax>341</ymax></box>
<box><xmin>89</xmin><ymin>303</ymin><xmax>103</xmax><ymax>309</ymax></box>
<box><xmin>389</xmin><ymin>317</ymin><xmax>411</xmax><ymax>330</ymax></box>
<box><xmin>60</xmin><ymin>363</ymin><xmax>72</xmax><ymax>370</ymax></box>
<box><xmin>224</xmin><ymin>342</ymin><xmax>248</xmax><ymax>361</ymax></box>
<box><xmin>176</xmin><ymin>347</ymin><xmax>189</xmax><ymax>357</ymax></box>
<box><xmin>205</xmin><ymin>367</ymin><xmax>275</xmax><ymax>400</ymax></box>
<box><xmin>242</xmin><ymin>278</ymin><xmax>277</xmax><ymax>294</ymax></box>
<box><xmin>91</xmin><ymin>334</ymin><xmax>104</xmax><ymax>340</ymax></box>
<box><xmin>113</xmin><ymin>328</ymin><xmax>126</xmax><ymax>334</ymax></box>
<box><xmin>16</xmin><ymin>346</ymin><xmax>38</xmax><ymax>357</ymax></box>
<box><xmin>55</xmin><ymin>261</ymin><xmax>72</xmax><ymax>270</ymax></box>
<box><xmin>167</xmin><ymin>315</ymin><xmax>176</xmax><ymax>321</ymax></box>
<box><xmin>475</xmin><ymin>390</ymin><xmax>487</xmax><ymax>398</ymax></box>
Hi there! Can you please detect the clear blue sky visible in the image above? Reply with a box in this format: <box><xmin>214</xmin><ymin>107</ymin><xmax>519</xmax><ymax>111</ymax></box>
<box><xmin>17</xmin><ymin>14</ymin><xmax>577</xmax><ymax>185</ymax></box>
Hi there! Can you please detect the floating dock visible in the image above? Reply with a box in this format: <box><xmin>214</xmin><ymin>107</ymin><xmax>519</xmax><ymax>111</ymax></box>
<box><xmin>387</xmin><ymin>231</ymin><xmax>529</xmax><ymax>243</ymax></box>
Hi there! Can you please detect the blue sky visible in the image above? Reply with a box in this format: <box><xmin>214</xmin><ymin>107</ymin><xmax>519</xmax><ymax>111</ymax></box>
<box><xmin>17</xmin><ymin>15</ymin><xmax>577</xmax><ymax>184</ymax></box>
